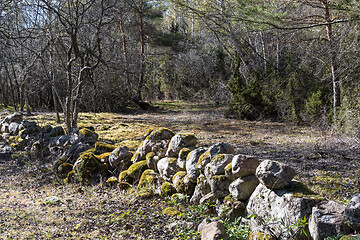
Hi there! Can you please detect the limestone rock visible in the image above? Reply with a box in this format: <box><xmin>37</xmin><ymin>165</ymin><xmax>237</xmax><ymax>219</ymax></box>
<box><xmin>200</xmin><ymin>221</ymin><xmax>227</xmax><ymax>240</ymax></box>
<box><xmin>204</xmin><ymin>154</ymin><xmax>233</xmax><ymax>179</ymax></box>
<box><xmin>109</xmin><ymin>146</ymin><xmax>132</xmax><ymax>170</ymax></box>
<box><xmin>255</xmin><ymin>160</ymin><xmax>296</xmax><ymax>190</ymax></box>
<box><xmin>229</xmin><ymin>175</ymin><xmax>259</xmax><ymax>200</ymax></box>
<box><xmin>166</xmin><ymin>133</ymin><xmax>197</xmax><ymax>157</ymax></box>
<box><xmin>78</xmin><ymin>127</ymin><xmax>98</xmax><ymax>144</ymax></box>
<box><xmin>200</xmin><ymin>193</ymin><xmax>217</xmax><ymax>205</ymax></box>
<box><xmin>177</xmin><ymin>148</ymin><xmax>191</xmax><ymax>170</ymax></box>
<box><xmin>232</xmin><ymin>155</ymin><xmax>259</xmax><ymax>178</ymax></box>
<box><xmin>186</xmin><ymin>147</ymin><xmax>207</xmax><ymax>183</ymax></box>
<box><xmin>246</xmin><ymin>182</ymin><xmax>321</xmax><ymax>239</ymax></box>
<box><xmin>209</xmin><ymin>175</ymin><xmax>231</xmax><ymax>199</ymax></box>
<box><xmin>309</xmin><ymin>201</ymin><xmax>351</xmax><ymax>240</ymax></box>
<box><xmin>157</xmin><ymin>157</ymin><xmax>179</xmax><ymax>181</ymax></box>
<box><xmin>172</xmin><ymin>171</ymin><xmax>195</xmax><ymax>195</ymax></box>
<box><xmin>9</xmin><ymin>122</ymin><xmax>21</xmax><ymax>135</ymax></box>
<box><xmin>196</xmin><ymin>143</ymin><xmax>234</xmax><ymax>171</ymax></box>
<box><xmin>343</xmin><ymin>194</ymin><xmax>360</xmax><ymax>232</ymax></box>
<box><xmin>190</xmin><ymin>174</ymin><xmax>211</xmax><ymax>205</ymax></box>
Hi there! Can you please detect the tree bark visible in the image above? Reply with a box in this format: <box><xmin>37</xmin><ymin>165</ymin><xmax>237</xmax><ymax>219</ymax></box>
<box><xmin>137</xmin><ymin>1</ymin><xmax>145</xmax><ymax>102</ymax></box>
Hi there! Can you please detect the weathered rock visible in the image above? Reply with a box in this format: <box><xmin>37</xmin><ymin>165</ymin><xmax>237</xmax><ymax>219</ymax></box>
<box><xmin>232</xmin><ymin>155</ymin><xmax>259</xmax><ymax>178</ymax></box>
<box><xmin>166</xmin><ymin>133</ymin><xmax>197</xmax><ymax>157</ymax></box>
<box><xmin>204</xmin><ymin>154</ymin><xmax>233</xmax><ymax>179</ymax></box>
<box><xmin>229</xmin><ymin>175</ymin><xmax>259</xmax><ymax>200</ymax></box>
<box><xmin>108</xmin><ymin>146</ymin><xmax>132</xmax><ymax>170</ymax></box>
<box><xmin>200</xmin><ymin>193</ymin><xmax>217</xmax><ymax>205</ymax></box>
<box><xmin>248</xmin><ymin>231</ymin><xmax>276</xmax><ymax>240</ymax></box>
<box><xmin>177</xmin><ymin>148</ymin><xmax>191</xmax><ymax>170</ymax></box>
<box><xmin>9</xmin><ymin>122</ymin><xmax>21</xmax><ymax>135</ymax></box>
<box><xmin>200</xmin><ymin>221</ymin><xmax>227</xmax><ymax>240</ymax></box>
<box><xmin>1</xmin><ymin>123</ymin><xmax>9</xmax><ymax>133</ymax></box>
<box><xmin>343</xmin><ymin>194</ymin><xmax>360</xmax><ymax>232</ymax></box>
<box><xmin>172</xmin><ymin>171</ymin><xmax>195</xmax><ymax>195</ymax></box>
<box><xmin>157</xmin><ymin>157</ymin><xmax>179</xmax><ymax>181</ymax></box>
<box><xmin>146</xmin><ymin>127</ymin><xmax>174</xmax><ymax>141</ymax></box>
<box><xmin>309</xmin><ymin>201</ymin><xmax>351</xmax><ymax>240</ymax></box>
<box><xmin>186</xmin><ymin>147</ymin><xmax>207</xmax><ymax>183</ymax></box>
<box><xmin>49</xmin><ymin>126</ymin><xmax>65</xmax><ymax>138</ymax></box>
<box><xmin>127</xmin><ymin>160</ymin><xmax>148</xmax><ymax>180</ymax></box>
<box><xmin>138</xmin><ymin>169</ymin><xmax>159</xmax><ymax>189</ymax></box>
<box><xmin>246</xmin><ymin>182</ymin><xmax>322</xmax><ymax>239</ymax></box>
<box><xmin>73</xmin><ymin>153</ymin><xmax>102</xmax><ymax>183</ymax></box>
<box><xmin>63</xmin><ymin>143</ymin><xmax>91</xmax><ymax>164</ymax></box>
<box><xmin>196</xmin><ymin>143</ymin><xmax>234</xmax><ymax>171</ymax></box>
<box><xmin>190</xmin><ymin>174</ymin><xmax>211</xmax><ymax>205</ymax></box>
<box><xmin>255</xmin><ymin>160</ymin><xmax>296</xmax><ymax>190</ymax></box>
<box><xmin>209</xmin><ymin>175</ymin><xmax>231</xmax><ymax>199</ymax></box>
<box><xmin>222</xmin><ymin>194</ymin><xmax>247</xmax><ymax>219</ymax></box>
<box><xmin>94</xmin><ymin>142</ymin><xmax>117</xmax><ymax>154</ymax></box>
<box><xmin>78</xmin><ymin>127</ymin><xmax>98</xmax><ymax>144</ymax></box>
<box><xmin>146</xmin><ymin>152</ymin><xmax>159</xmax><ymax>170</ymax></box>
<box><xmin>3</xmin><ymin>112</ymin><xmax>23</xmax><ymax>123</ymax></box>
<box><xmin>161</xmin><ymin>181</ymin><xmax>174</xmax><ymax>197</ymax></box>
<box><xmin>167</xmin><ymin>221</ymin><xmax>195</xmax><ymax>232</ymax></box>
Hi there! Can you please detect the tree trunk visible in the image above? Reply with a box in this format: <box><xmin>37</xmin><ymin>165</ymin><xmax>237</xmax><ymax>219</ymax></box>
<box><xmin>119</xmin><ymin>12</ymin><xmax>132</xmax><ymax>93</ymax></box>
<box><xmin>137</xmin><ymin>1</ymin><xmax>145</xmax><ymax>102</ymax></box>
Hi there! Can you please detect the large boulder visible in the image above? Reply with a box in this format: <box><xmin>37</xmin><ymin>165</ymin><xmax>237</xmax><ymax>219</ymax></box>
<box><xmin>63</xmin><ymin>143</ymin><xmax>91</xmax><ymax>164</ymax></box>
<box><xmin>309</xmin><ymin>201</ymin><xmax>351</xmax><ymax>240</ymax></box>
<box><xmin>72</xmin><ymin>153</ymin><xmax>102</xmax><ymax>183</ymax></box>
<box><xmin>200</xmin><ymin>221</ymin><xmax>227</xmax><ymax>240</ymax></box>
<box><xmin>228</xmin><ymin>175</ymin><xmax>259</xmax><ymax>200</ymax></box>
<box><xmin>255</xmin><ymin>160</ymin><xmax>296</xmax><ymax>190</ymax></box>
<box><xmin>186</xmin><ymin>147</ymin><xmax>207</xmax><ymax>183</ymax></box>
<box><xmin>204</xmin><ymin>154</ymin><xmax>233</xmax><ymax>179</ymax></box>
<box><xmin>209</xmin><ymin>175</ymin><xmax>231</xmax><ymax>199</ymax></box>
<box><xmin>3</xmin><ymin>112</ymin><xmax>23</xmax><ymax>123</ymax></box>
<box><xmin>177</xmin><ymin>148</ymin><xmax>191</xmax><ymax>170</ymax></box>
<box><xmin>246</xmin><ymin>182</ymin><xmax>322</xmax><ymax>239</ymax></box>
<box><xmin>343</xmin><ymin>194</ymin><xmax>360</xmax><ymax>232</ymax></box>
<box><xmin>232</xmin><ymin>155</ymin><xmax>259</xmax><ymax>178</ymax></box>
<box><xmin>190</xmin><ymin>174</ymin><xmax>211</xmax><ymax>205</ymax></box>
<box><xmin>196</xmin><ymin>143</ymin><xmax>234</xmax><ymax>171</ymax></box>
<box><xmin>166</xmin><ymin>133</ymin><xmax>197</xmax><ymax>157</ymax></box>
<box><xmin>9</xmin><ymin>122</ymin><xmax>21</xmax><ymax>135</ymax></box>
<box><xmin>78</xmin><ymin>127</ymin><xmax>98</xmax><ymax>144</ymax></box>
<box><xmin>108</xmin><ymin>146</ymin><xmax>132</xmax><ymax>170</ymax></box>
<box><xmin>157</xmin><ymin>157</ymin><xmax>179</xmax><ymax>181</ymax></box>
<box><xmin>49</xmin><ymin>126</ymin><xmax>65</xmax><ymax>138</ymax></box>
<box><xmin>172</xmin><ymin>171</ymin><xmax>195</xmax><ymax>195</ymax></box>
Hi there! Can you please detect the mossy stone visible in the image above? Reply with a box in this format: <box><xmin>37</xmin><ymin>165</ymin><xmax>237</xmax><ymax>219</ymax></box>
<box><xmin>248</xmin><ymin>231</ymin><xmax>275</xmax><ymax>240</ymax></box>
<box><xmin>171</xmin><ymin>193</ymin><xmax>188</xmax><ymax>204</ymax></box>
<box><xmin>161</xmin><ymin>181</ymin><xmax>174</xmax><ymax>197</ymax></box>
<box><xmin>339</xmin><ymin>235</ymin><xmax>360</xmax><ymax>240</ymax></box>
<box><xmin>79</xmin><ymin>128</ymin><xmax>97</xmax><ymax>137</ymax></box>
<box><xmin>178</xmin><ymin>148</ymin><xmax>191</xmax><ymax>159</ymax></box>
<box><xmin>145</xmin><ymin>127</ymin><xmax>174</xmax><ymax>141</ymax></box>
<box><xmin>196</xmin><ymin>151</ymin><xmax>211</xmax><ymax>169</ymax></box>
<box><xmin>138</xmin><ymin>169</ymin><xmax>158</xmax><ymax>189</ymax></box>
<box><xmin>64</xmin><ymin>170</ymin><xmax>75</xmax><ymax>184</ymax></box>
<box><xmin>94</xmin><ymin>142</ymin><xmax>116</xmax><ymax>154</ymax></box>
<box><xmin>97</xmin><ymin>152</ymin><xmax>111</xmax><ymax>163</ymax></box>
<box><xmin>58</xmin><ymin>163</ymin><xmax>73</xmax><ymax>178</ymax></box>
<box><xmin>118</xmin><ymin>181</ymin><xmax>132</xmax><ymax>190</ymax></box>
<box><xmin>284</xmin><ymin>181</ymin><xmax>324</xmax><ymax>200</ymax></box>
<box><xmin>73</xmin><ymin>153</ymin><xmax>101</xmax><ymax>184</ymax></box>
<box><xmin>162</xmin><ymin>207</ymin><xmax>181</xmax><ymax>217</ymax></box>
<box><xmin>135</xmin><ymin>190</ymin><xmax>154</xmax><ymax>200</ymax></box>
<box><xmin>142</xmin><ymin>128</ymin><xmax>154</xmax><ymax>140</ymax></box>
<box><xmin>106</xmin><ymin>176</ymin><xmax>118</xmax><ymax>186</ymax></box>
<box><xmin>127</xmin><ymin>160</ymin><xmax>149</xmax><ymax>180</ymax></box>
<box><xmin>119</xmin><ymin>170</ymin><xmax>132</xmax><ymax>183</ymax></box>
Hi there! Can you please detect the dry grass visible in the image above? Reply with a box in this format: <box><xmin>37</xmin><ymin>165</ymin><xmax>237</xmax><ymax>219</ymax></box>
<box><xmin>1</xmin><ymin>101</ymin><xmax>360</xmax><ymax>239</ymax></box>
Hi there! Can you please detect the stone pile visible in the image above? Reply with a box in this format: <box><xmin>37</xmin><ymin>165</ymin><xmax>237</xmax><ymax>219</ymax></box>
<box><xmin>1</xmin><ymin>112</ymin><xmax>359</xmax><ymax>240</ymax></box>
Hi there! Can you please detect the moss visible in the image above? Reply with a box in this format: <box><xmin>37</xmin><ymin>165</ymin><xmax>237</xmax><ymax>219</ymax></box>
<box><xmin>64</xmin><ymin>170</ymin><xmax>75</xmax><ymax>184</ymax></box>
<box><xmin>210</xmin><ymin>175</ymin><xmax>228</xmax><ymax>182</ymax></box>
<box><xmin>73</xmin><ymin>153</ymin><xmax>101</xmax><ymax>184</ymax></box>
<box><xmin>248</xmin><ymin>231</ymin><xmax>274</xmax><ymax>240</ymax></box>
<box><xmin>135</xmin><ymin>190</ymin><xmax>154</xmax><ymax>200</ymax></box>
<box><xmin>119</xmin><ymin>170</ymin><xmax>132</xmax><ymax>183</ymax></box>
<box><xmin>196</xmin><ymin>150</ymin><xmax>210</xmax><ymax>168</ymax></box>
<box><xmin>339</xmin><ymin>235</ymin><xmax>360</xmax><ymax>240</ymax></box>
<box><xmin>130</xmin><ymin>152</ymin><xmax>142</xmax><ymax>163</ymax></box>
<box><xmin>224</xmin><ymin>194</ymin><xmax>237</xmax><ymax>204</ymax></box>
<box><xmin>146</xmin><ymin>152</ymin><xmax>156</xmax><ymax>161</ymax></box>
<box><xmin>172</xmin><ymin>171</ymin><xmax>187</xmax><ymax>182</ymax></box>
<box><xmin>142</xmin><ymin>128</ymin><xmax>154</xmax><ymax>139</ymax></box>
<box><xmin>162</xmin><ymin>207</ymin><xmax>181</xmax><ymax>217</ymax></box>
<box><xmin>106</xmin><ymin>176</ymin><xmax>118</xmax><ymax>186</ymax></box>
<box><xmin>118</xmin><ymin>181</ymin><xmax>132</xmax><ymax>190</ymax></box>
<box><xmin>161</xmin><ymin>181</ymin><xmax>174</xmax><ymax>197</ymax></box>
<box><xmin>178</xmin><ymin>148</ymin><xmax>191</xmax><ymax>159</ymax></box>
<box><xmin>170</xmin><ymin>193</ymin><xmax>188</xmax><ymax>204</ymax></box>
<box><xmin>168</xmin><ymin>157</ymin><xmax>177</xmax><ymax>165</ymax></box>
<box><xmin>84</xmin><ymin>148</ymin><xmax>96</xmax><ymax>154</ymax></box>
<box><xmin>138</xmin><ymin>169</ymin><xmax>157</xmax><ymax>189</ymax></box>
<box><xmin>212</xmin><ymin>154</ymin><xmax>227</xmax><ymax>162</ymax></box>
<box><xmin>97</xmin><ymin>152</ymin><xmax>111</xmax><ymax>162</ymax></box>
<box><xmin>225</xmin><ymin>162</ymin><xmax>232</xmax><ymax>172</ymax></box>
<box><xmin>145</xmin><ymin>127</ymin><xmax>174</xmax><ymax>141</ymax></box>
<box><xmin>79</xmin><ymin>127</ymin><xmax>97</xmax><ymax>137</ymax></box>
<box><xmin>285</xmin><ymin>181</ymin><xmax>324</xmax><ymax>200</ymax></box>
<box><xmin>127</xmin><ymin>160</ymin><xmax>149</xmax><ymax>180</ymax></box>
<box><xmin>94</xmin><ymin>142</ymin><xmax>116</xmax><ymax>154</ymax></box>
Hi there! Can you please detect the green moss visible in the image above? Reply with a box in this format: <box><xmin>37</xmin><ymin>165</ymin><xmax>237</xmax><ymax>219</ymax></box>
<box><xmin>210</xmin><ymin>175</ymin><xmax>227</xmax><ymax>182</ymax></box>
<box><xmin>248</xmin><ymin>231</ymin><xmax>274</xmax><ymax>240</ymax></box>
<box><xmin>135</xmin><ymin>190</ymin><xmax>154</xmax><ymax>200</ymax></box>
<box><xmin>119</xmin><ymin>170</ymin><xmax>131</xmax><ymax>183</ymax></box>
<box><xmin>127</xmin><ymin>160</ymin><xmax>149</xmax><ymax>180</ymax></box>
<box><xmin>64</xmin><ymin>170</ymin><xmax>75</xmax><ymax>184</ymax></box>
<box><xmin>145</xmin><ymin>127</ymin><xmax>174</xmax><ymax>141</ymax></box>
<box><xmin>142</xmin><ymin>128</ymin><xmax>154</xmax><ymax>139</ymax></box>
<box><xmin>161</xmin><ymin>181</ymin><xmax>174</xmax><ymax>197</ymax></box>
<box><xmin>79</xmin><ymin>127</ymin><xmax>97</xmax><ymax>137</ymax></box>
<box><xmin>339</xmin><ymin>235</ymin><xmax>360</xmax><ymax>240</ymax></box>
<box><xmin>170</xmin><ymin>193</ymin><xmax>188</xmax><ymax>204</ymax></box>
<box><xmin>224</xmin><ymin>194</ymin><xmax>237</xmax><ymax>204</ymax></box>
<box><xmin>97</xmin><ymin>152</ymin><xmax>111</xmax><ymax>162</ymax></box>
<box><xmin>285</xmin><ymin>181</ymin><xmax>324</xmax><ymax>200</ymax></box>
<box><xmin>138</xmin><ymin>169</ymin><xmax>157</xmax><ymax>189</ymax></box>
<box><xmin>162</xmin><ymin>207</ymin><xmax>181</xmax><ymax>217</ymax></box>
<box><xmin>196</xmin><ymin>151</ymin><xmax>210</xmax><ymax>168</ymax></box>
<box><xmin>94</xmin><ymin>142</ymin><xmax>116</xmax><ymax>154</ymax></box>
<box><xmin>172</xmin><ymin>171</ymin><xmax>187</xmax><ymax>182</ymax></box>
<box><xmin>73</xmin><ymin>153</ymin><xmax>101</xmax><ymax>184</ymax></box>
<box><xmin>212</xmin><ymin>154</ymin><xmax>227</xmax><ymax>162</ymax></box>
<box><xmin>146</xmin><ymin>152</ymin><xmax>156</xmax><ymax>161</ymax></box>
<box><xmin>130</xmin><ymin>152</ymin><xmax>142</xmax><ymax>163</ymax></box>
<box><xmin>168</xmin><ymin>157</ymin><xmax>177</xmax><ymax>164</ymax></box>
<box><xmin>225</xmin><ymin>162</ymin><xmax>232</xmax><ymax>172</ymax></box>
<box><xmin>84</xmin><ymin>148</ymin><xmax>96</xmax><ymax>154</ymax></box>
<box><xmin>106</xmin><ymin>176</ymin><xmax>118</xmax><ymax>186</ymax></box>
<box><xmin>58</xmin><ymin>163</ymin><xmax>73</xmax><ymax>178</ymax></box>
<box><xmin>178</xmin><ymin>148</ymin><xmax>191</xmax><ymax>159</ymax></box>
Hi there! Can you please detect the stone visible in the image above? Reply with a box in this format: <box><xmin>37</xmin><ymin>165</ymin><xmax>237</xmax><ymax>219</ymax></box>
<box><xmin>4</xmin><ymin>112</ymin><xmax>23</xmax><ymax>123</ymax></box>
<box><xmin>55</xmin><ymin>135</ymin><xmax>71</xmax><ymax>146</ymax></box>
<box><xmin>223</xmin><ymin>194</ymin><xmax>247</xmax><ymax>219</ymax></box>
<box><xmin>166</xmin><ymin>133</ymin><xmax>197</xmax><ymax>157</ymax></box>
<box><xmin>246</xmin><ymin>182</ymin><xmax>322</xmax><ymax>239</ymax></box>
<box><xmin>177</xmin><ymin>148</ymin><xmax>191</xmax><ymax>170</ymax></box>
<box><xmin>49</xmin><ymin>126</ymin><xmax>65</xmax><ymax>137</ymax></box>
<box><xmin>200</xmin><ymin>221</ymin><xmax>227</xmax><ymax>240</ymax></box>
<box><xmin>172</xmin><ymin>171</ymin><xmax>195</xmax><ymax>195</ymax></box>
<box><xmin>78</xmin><ymin>127</ymin><xmax>98</xmax><ymax>144</ymax></box>
<box><xmin>204</xmin><ymin>154</ymin><xmax>233</xmax><ymax>179</ymax></box>
<box><xmin>127</xmin><ymin>160</ymin><xmax>148</xmax><ymax>180</ymax></box>
<box><xmin>146</xmin><ymin>127</ymin><xmax>174</xmax><ymax>141</ymax></box>
<box><xmin>186</xmin><ymin>147</ymin><xmax>207</xmax><ymax>183</ymax></box>
<box><xmin>9</xmin><ymin>122</ymin><xmax>20</xmax><ymax>135</ymax></box>
<box><xmin>196</xmin><ymin>142</ymin><xmax>234</xmax><ymax>171</ymax></box>
<box><xmin>45</xmin><ymin>196</ymin><xmax>61</xmax><ymax>205</ymax></box>
<box><xmin>1</xmin><ymin>123</ymin><xmax>9</xmax><ymax>134</ymax></box>
<box><xmin>309</xmin><ymin>201</ymin><xmax>351</xmax><ymax>240</ymax></box>
<box><xmin>73</xmin><ymin>153</ymin><xmax>102</xmax><ymax>183</ymax></box>
<box><xmin>209</xmin><ymin>175</ymin><xmax>231</xmax><ymax>199</ymax></box>
<box><xmin>255</xmin><ymin>160</ymin><xmax>296</xmax><ymax>190</ymax></box>
<box><xmin>157</xmin><ymin>157</ymin><xmax>179</xmax><ymax>181</ymax></box>
<box><xmin>63</xmin><ymin>143</ymin><xmax>91</xmax><ymax>164</ymax></box>
<box><xmin>200</xmin><ymin>193</ymin><xmax>217</xmax><ymax>205</ymax></box>
<box><xmin>343</xmin><ymin>194</ymin><xmax>360</xmax><ymax>232</ymax></box>
<box><xmin>232</xmin><ymin>155</ymin><xmax>259</xmax><ymax>178</ymax></box>
<box><xmin>229</xmin><ymin>175</ymin><xmax>259</xmax><ymax>200</ymax></box>
<box><xmin>167</xmin><ymin>221</ymin><xmax>195</xmax><ymax>232</ymax></box>
<box><xmin>109</xmin><ymin>146</ymin><xmax>132</xmax><ymax>170</ymax></box>
<box><xmin>138</xmin><ymin>169</ymin><xmax>159</xmax><ymax>189</ymax></box>
<box><xmin>190</xmin><ymin>174</ymin><xmax>211</xmax><ymax>205</ymax></box>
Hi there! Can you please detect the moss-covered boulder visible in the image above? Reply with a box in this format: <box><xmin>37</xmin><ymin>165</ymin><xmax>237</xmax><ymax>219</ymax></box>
<box><xmin>73</xmin><ymin>152</ymin><xmax>101</xmax><ymax>184</ymax></box>
<box><xmin>145</xmin><ymin>127</ymin><xmax>174</xmax><ymax>141</ymax></box>
<box><xmin>119</xmin><ymin>170</ymin><xmax>132</xmax><ymax>183</ymax></box>
<box><xmin>248</xmin><ymin>231</ymin><xmax>275</xmax><ymax>240</ymax></box>
<box><xmin>166</xmin><ymin>133</ymin><xmax>197</xmax><ymax>157</ymax></box>
<box><xmin>209</xmin><ymin>175</ymin><xmax>231</xmax><ymax>199</ymax></box>
<box><xmin>172</xmin><ymin>171</ymin><xmax>195</xmax><ymax>195</ymax></box>
<box><xmin>95</xmin><ymin>142</ymin><xmax>116</xmax><ymax>154</ymax></box>
<box><xmin>204</xmin><ymin>154</ymin><xmax>234</xmax><ymax>179</ymax></box>
<box><xmin>118</xmin><ymin>181</ymin><xmax>132</xmax><ymax>190</ymax></box>
<box><xmin>146</xmin><ymin>152</ymin><xmax>159</xmax><ymax>170</ymax></box>
<box><xmin>177</xmin><ymin>147</ymin><xmax>191</xmax><ymax>170</ymax></box>
<box><xmin>186</xmin><ymin>147</ymin><xmax>207</xmax><ymax>183</ymax></box>
<box><xmin>97</xmin><ymin>152</ymin><xmax>111</xmax><ymax>164</ymax></box>
<box><xmin>57</xmin><ymin>163</ymin><xmax>74</xmax><ymax>178</ymax></box>
<box><xmin>162</xmin><ymin>207</ymin><xmax>181</xmax><ymax>217</ymax></box>
<box><xmin>161</xmin><ymin>181</ymin><xmax>174</xmax><ymax>197</ymax></box>
<box><xmin>196</xmin><ymin>142</ymin><xmax>234</xmax><ymax>171</ymax></box>
<box><xmin>190</xmin><ymin>174</ymin><xmax>211</xmax><ymax>205</ymax></box>
<box><xmin>78</xmin><ymin>127</ymin><xmax>98</xmax><ymax>144</ymax></box>
<box><xmin>157</xmin><ymin>157</ymin><xmax>179</xmax><ymax>181</ymax></box>
<box><xmin>127</xmin><ymin>160</ymin><xmax>149</xmax><ymax>180</ymax></box>
<box><xmin>106</xmin><ymin>176</ymin><xmax>119</xmax><ymax>186</ymax></box>
<box><xmin>138</xmin><ymin>169</ymin><xmax>159</xmax><ymax>190</ymax></box>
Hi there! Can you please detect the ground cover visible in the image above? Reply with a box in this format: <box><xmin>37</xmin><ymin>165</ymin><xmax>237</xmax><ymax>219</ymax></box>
<box><xmin>1</xmin><ymin>101</ymin><xmax>359</xmax><ymax>239</ymax></box>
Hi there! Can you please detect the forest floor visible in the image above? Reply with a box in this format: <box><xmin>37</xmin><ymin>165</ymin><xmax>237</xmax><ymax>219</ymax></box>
<box><xmin>1</xmin><ymin>100</ymin><xmax>360</xmax><ymax>239</ymax></box>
